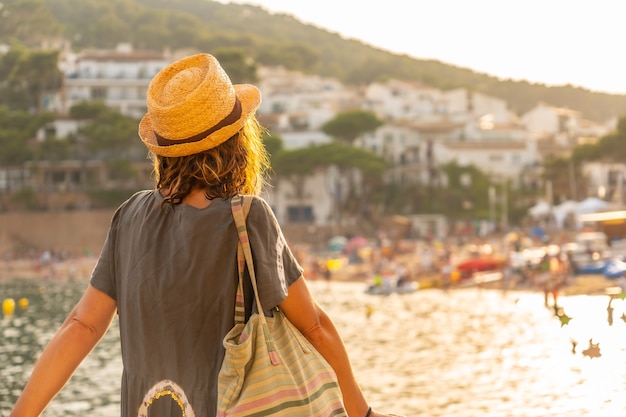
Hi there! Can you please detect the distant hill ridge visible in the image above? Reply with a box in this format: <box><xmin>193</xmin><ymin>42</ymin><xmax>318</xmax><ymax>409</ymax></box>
<box><xmin>4</xmin><ymin>0</ymin><xmax>626</xmax><ymax>122</ymax></box>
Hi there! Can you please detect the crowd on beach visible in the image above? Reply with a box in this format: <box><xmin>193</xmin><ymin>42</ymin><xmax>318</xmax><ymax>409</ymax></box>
<box><xmin>292</xmin><ymin>227</ymin><xmax>591</xmax><ymax>296</ymax></box>
<box><xmin>1</xmin><ymin>225</ymin><xmax>617</xmax><ymax>303</ymax></box>
<box><xmin>0</xmin><ymin>248</ymin><xmax>97</xmax><ymax>282</ymax></box>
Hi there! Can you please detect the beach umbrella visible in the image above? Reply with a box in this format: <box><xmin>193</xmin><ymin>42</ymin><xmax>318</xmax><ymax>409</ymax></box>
<box><xmin>576</xmin><ymin>197</ymin><xmax>610</xmax><ymax>215</ymax></box>
<box><xmin>346</xmin><ymin>236</ymin><xmax>368</xmax><ymax>251</ymax></box>
<box><xmin>328</xmin><ymin>236</ymin><xmax>348</xmax><ymax>252</ymax></box>
<box><xmin>553</xmin><ymin>200</ymin><xmax>578</xmax><ymax>228</ymax></box>
<box><xmin>529</xmin><ymin>200</ymin><xmax>551</xmax><ymax>218</ymax></box>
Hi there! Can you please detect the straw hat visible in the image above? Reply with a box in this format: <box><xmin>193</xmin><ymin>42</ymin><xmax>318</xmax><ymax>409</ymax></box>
<box><xmin>139</xmin><ymin>53</ymin><xmax>261</xmax><ymax>157</ymax></box>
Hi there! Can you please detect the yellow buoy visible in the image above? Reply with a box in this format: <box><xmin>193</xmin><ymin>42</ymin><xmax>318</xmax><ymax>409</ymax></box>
<box><xmin>3</xmin><ymin>298</ymin><xmax>16</xmax><ymax>316</ymax></box>
<box><xmin>18</xmin><ymin>297</ymin><xmax>29</xmax><ymax>310</ymax></box>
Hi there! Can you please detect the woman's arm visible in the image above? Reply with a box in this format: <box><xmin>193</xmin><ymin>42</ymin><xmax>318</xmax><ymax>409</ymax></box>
<box><xmin>10</xmin><ymin>284</ymin><xmax>117</xmax><ymax>417</ymax></box>
<box><xmin>279</xmin><ymin>276</ymin><xmax>393</xmax><ymax>417</ymax></box>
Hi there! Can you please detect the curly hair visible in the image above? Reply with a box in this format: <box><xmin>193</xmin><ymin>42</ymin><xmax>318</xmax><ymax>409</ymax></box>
<box><xmin>152</xmin><ymin>117</ymin><xmax>270</xmax><ymax>208</ymax></box>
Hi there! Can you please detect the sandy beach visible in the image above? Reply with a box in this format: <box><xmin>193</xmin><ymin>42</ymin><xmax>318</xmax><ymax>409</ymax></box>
<box><xmin>0</xmin><ymin>256</ymin><xmax>98</xmax><ymax>283</ymax></box>
<box><xmin>1</xmin><ymin>251</ymin><xmax>621</xmax><ymax>298</ymax></box>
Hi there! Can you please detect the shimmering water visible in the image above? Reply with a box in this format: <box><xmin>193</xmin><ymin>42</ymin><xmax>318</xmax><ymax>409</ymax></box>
<box><xmin>2</xmin><ymin>278</ymin><xmax>625</xmax><ymax>416</ymax></box>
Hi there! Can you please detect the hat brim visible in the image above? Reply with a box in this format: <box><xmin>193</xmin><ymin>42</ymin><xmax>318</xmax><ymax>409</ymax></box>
<box><xmin>139</xmin><ymin>84</ymin><xmax>261</xmax><ymax>157</ymax></box>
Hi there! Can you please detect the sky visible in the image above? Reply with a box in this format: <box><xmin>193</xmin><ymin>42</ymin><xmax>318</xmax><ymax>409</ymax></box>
<box><xmin>224</xmin><ymin>0</ymin><xmax>626</xmax><ymax>95</ymax></box>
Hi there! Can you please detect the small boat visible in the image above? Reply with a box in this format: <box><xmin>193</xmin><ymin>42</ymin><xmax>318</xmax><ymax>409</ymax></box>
<box><xmin>604</xmin><ymin>258</ymin><xmax>626</xmax><ymax>279</ymax></box>
<box><xmin>566</xmin><ymin>232</ymin><xmax>612</xmax><ymax>275</ymax></box>
<box><xmin>365</xmin><ymin>279</ymin><xmax>418</xmax><ymax>295</ymax></box>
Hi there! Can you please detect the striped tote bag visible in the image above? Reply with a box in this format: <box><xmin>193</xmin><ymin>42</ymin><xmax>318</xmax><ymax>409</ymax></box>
<box><xmin>217</xmin><ymin>195</ymin><xmax>346</xmax><ymax>417</ymax></box>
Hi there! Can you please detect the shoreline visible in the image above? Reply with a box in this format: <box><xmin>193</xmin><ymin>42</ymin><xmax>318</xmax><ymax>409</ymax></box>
<box><xmin>1</xmin><ymin>257</ymin><xmax>622</xmax><ymax>299</ymax></box>
<box><xmin>0</xmin><ymin>256</ymin><xmax>98</xmax><ymax>282</ymax></box>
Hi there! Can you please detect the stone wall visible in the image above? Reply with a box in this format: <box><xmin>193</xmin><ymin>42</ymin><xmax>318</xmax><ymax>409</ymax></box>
<box><xmin>0</xmin><ymin>210</ymin><xmax>115</xmax><ymax>257</ymax></box>
<box><xmin>0</xmin><ymin>210</ymin><xmax>363</xmax><ymax>258</ymax></box>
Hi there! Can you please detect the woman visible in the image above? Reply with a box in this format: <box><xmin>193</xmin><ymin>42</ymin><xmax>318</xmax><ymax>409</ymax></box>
<box><xmin>10</xmin><ymin>53</ymin><xmax>401</xmax><ymax>417</ymax></box>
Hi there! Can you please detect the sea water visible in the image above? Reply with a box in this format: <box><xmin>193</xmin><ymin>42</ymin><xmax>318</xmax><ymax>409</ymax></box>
<box><xmin>1</xmin><ymin>278</ymin><xmax>625</xmax><ymax>416</ymax></box>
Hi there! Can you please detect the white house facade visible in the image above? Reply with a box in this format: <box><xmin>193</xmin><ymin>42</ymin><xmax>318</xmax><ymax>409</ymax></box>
<box><xmin>362</xmin><ymin>79</ymin><xmax>447</xmax><ymax>122</ymax></box>
<box><xmin>60</xmin><ymin>43</ymin><xmax>170</xmax><ymax>119</ymax></box>
<box><xmin>257</xmin><ymin>66</ymin><xmax>359</xmax><ymax>131</ymax></box>
<box><xmin>582</xmin><ymin>162</ymin><xmax>626</xmax><ymax>205</ymax></box>
<box><xmin>442</xmin><ymin>88</ymin><xmax>516</xmax><ymax>124</ymax></box>
<box><xmin>521</xmin><ymin>102</ymin><xmax>610</xmax><ymax>149</ymax></box>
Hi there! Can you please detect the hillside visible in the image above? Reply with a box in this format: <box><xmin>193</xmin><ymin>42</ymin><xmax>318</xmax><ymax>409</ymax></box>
<box><xmin>2</xmin><ymin>0</ymin><xmax>626</xmax><ymax>122</ymax></box>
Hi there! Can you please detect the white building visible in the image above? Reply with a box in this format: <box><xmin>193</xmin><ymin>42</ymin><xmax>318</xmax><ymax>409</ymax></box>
<box><xmin>257</xmin><ymin>66</ymin><xmax>359</xmax><ymax>131</ymax></box>
<box><xmin>35</xmin><ymin>118</ymin><xmax>82</xmax><ymax>141</ymax></box>
<box><xmin>363</xmin><ymin>79</ymin><xmax>447</xmax><ymax>122</ymax></box>
<box><xmin>582</xmin><ymin>162</ymin><xmax>626</xmax><ymax>205</ymax></box>
<box><xmin>358</xmin><ymin>114</ymin><xmax>538</xmax><ymax>186</ymax></box>
<box><xmin>442</xmin><ymin>88</ymin><xmax>517</xmax><ymax>124</ymax></box>
<box><xmin>60</xmin><ymin>44</ymin><xmax>170</xmax><ymax>119</ymax></box>
<box><xmin>359</xmin><ymin>122</ymin><xmax>429</xmax><ymax>184</ymax></box>
<box><xmin>263</xmin><ymin>166</ymin><xmax>346</xmax><ymax>227</ymax></box>
<box><xmin>434</xmin><ymin>137</ymin><xmax>538</xmax><ymax>184</ymax></box>
<box><xmin>521</xmin><ymin>102</ymin><xmax>610</xmax><ymax>147</ymax></box>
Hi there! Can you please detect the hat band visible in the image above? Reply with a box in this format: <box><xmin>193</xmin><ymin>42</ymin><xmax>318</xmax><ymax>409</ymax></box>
<box><xmin>154</xmin><ymin>98</ymin><xmax>242</xmax><ymax>147</ymax></box>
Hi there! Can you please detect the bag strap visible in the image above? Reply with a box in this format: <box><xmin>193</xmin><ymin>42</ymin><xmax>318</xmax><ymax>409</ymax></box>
<box><xmin>231</xmin><ymin>195</ymin><xmax>253</xmax><ymax>323</ymax></box>
<box><xmin>231</xmin><ymin>195</ymin><xmax>280</xmax><ymax>364</ymax></box>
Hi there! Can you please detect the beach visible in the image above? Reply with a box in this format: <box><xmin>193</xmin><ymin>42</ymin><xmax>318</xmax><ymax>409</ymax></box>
<box><xmin>1</xmin><ymin>249</ymin><xmax>621</xmax><ymax>298</ymax></box>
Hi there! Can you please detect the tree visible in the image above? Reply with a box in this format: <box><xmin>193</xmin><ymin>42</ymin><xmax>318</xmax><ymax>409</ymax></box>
<box><xmin>69</xmin><ymin>101</ymin><xmax>110</xmax><ymax>120</ymax></box>
<box><xmin>79</xmin><ymin>108</ymin><xmax>140</xmax><ymax>159</ymax></box>
<box><xmin>33</xmin><ymin>136</ymin><xmax>73</xmax><ymax>161</ymax></box>
<box><xmin>0</xmin><ymin>0</ymin><xmax>61</xmax><ymax>41</ymax></box>
<box><xmin>0</xmin><ymin>106</ymin><xmax>53</xmax><ymax>166</ymax></box>
<box><xmin>213</xmin><ymin>48</ymin><xmax>258</xmax><ymax>84</ymax></box>
<box><xmin>542</xmin><ymin>156</ymin><xmax>583</xmax><ymax>202</ymax></box>
<box><xmin>256</xmin><ymin>43</ymin><xmax>320</xmax><ymax>71</ymax></box>
<box><xmin>321</xmin><ymin>110</ymin><xmax>383</xmax><ymax>144</ymax></box>
<box><xmin>439</xmin><ymin>162</ymin><xmax>492</xmax><ymax>219</ymax></box>
<box><xmin>0</xmin><ymin>47</ymin><xmax>62</xmax><ymax>112</ymax></box>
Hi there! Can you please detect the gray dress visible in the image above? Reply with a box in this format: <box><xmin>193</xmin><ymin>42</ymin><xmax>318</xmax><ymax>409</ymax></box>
<box><xmin>90</xmin><ymin>190</ymin><xmax>303</xmax><ymax>417</ymax></box>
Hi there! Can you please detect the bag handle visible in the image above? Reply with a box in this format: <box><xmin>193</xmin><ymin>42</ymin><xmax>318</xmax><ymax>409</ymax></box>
<box><xmin>231</xmin><ymin>195</ymin><xmax>280</xmax><ymax>364</ymax></box>
<box><xmin>231</xmin><ymin>195</ymin><xmax>252</xmax><ymax>323</ymax></box>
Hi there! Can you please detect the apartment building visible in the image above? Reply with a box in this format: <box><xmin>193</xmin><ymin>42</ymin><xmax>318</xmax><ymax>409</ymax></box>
<box><xmin>59</xmin><ymin>43</ymin><xmax>171</xmax><ymax>118</ymax></box>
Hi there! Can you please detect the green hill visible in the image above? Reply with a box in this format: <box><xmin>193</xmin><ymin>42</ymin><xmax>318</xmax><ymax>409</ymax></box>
<box><xmin>2</xmin><ymin>0</ymin><xmax>626</xmax><ymax>122</ymax></box>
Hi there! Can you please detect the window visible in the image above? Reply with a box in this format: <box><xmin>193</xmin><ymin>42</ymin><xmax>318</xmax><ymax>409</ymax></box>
<box><xmin>50</xmin><ymin>171</ymin><xmax>65</xmax><ymax>184</ymax></box>
<box><xmin>287</xmin><ymin>205</ymin><xmax>314</xmax><ymax>223</ymax></box>
<box><xmin>91</xmin><ymin>87</ymin><xmax>107</xmax><ymax>100</ymax></box>
<box><xmin>70</xmin><ymin>171</ymin><xmax>81</xmax><ymax>185</ymax></box>
<box><xmin>44</xmin><ymin>125</ymin><xmax>56</xmax><ymax>139</ymax></box>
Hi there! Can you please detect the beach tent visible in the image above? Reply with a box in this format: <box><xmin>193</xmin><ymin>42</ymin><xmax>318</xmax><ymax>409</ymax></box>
<box><xmin>528</xmin><ymin>200</ymin><xmax>551</xmax><ymax>218</ymax></box>
<box><xmin>552</xmin><ymin>200</ymin><xmax>578</xmax><ymax>228</ymax></box>
<box><xmin>576</xmin><ymin>197</ymin><xmax>610</xmax><ymax>215</ymax></box>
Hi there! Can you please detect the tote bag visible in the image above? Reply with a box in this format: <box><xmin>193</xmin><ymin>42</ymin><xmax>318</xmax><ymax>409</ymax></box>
<box><xmin>217</xmin><ymin>195</ymin><xmax>347</xmax><ymax>417</ymax></box>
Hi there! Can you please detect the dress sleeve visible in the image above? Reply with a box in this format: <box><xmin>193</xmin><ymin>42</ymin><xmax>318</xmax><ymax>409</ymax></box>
<box><xmin>244</xmin><ymin>197</ymin><xmax>303</xmax><ymax>311</ymax></box>
<box><xmin>89</xmin><ymin>207</ymin><xmax>121</xmax><ymax>302</ymax></box>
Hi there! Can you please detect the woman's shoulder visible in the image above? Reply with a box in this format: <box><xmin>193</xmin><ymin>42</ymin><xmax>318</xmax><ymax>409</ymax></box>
<box><xmin>245</xmin><ymin>195</ymin><xmax>274</xmax><ymax>216</ymax></box>
<box><xmin>243</xmin><ymin>195</ymin><xmax>283</xmax><ymax>233</ymax></box>
<box><xmin>112</xmin><ymin>190</ymin><xmax>158</xmax><ymax>219</ymax></box>
<box><xmin>120</xmin><ymin>189</ymin><xmax>158</xmax><ymax>210</ymax></box>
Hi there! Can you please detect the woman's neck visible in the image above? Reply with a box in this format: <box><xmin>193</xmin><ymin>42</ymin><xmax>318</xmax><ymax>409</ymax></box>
<box><xmin>160</xmin><ymin>187</ymin><xmax>211</xmax><ymax>209</ymax></box>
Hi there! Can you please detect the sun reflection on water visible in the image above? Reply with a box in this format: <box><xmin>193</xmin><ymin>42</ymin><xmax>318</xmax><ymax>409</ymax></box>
<box><xmin>2</xmin><ymin>278</ymin><xmax>626</xmax><ymax>416</ymax></box>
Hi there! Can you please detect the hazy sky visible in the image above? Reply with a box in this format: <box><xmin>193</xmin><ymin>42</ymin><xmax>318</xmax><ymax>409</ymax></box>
<box><xmin>224</xmin><ymin>0</ymin><xmax>626</xmax><ymax>95</ymax></box>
